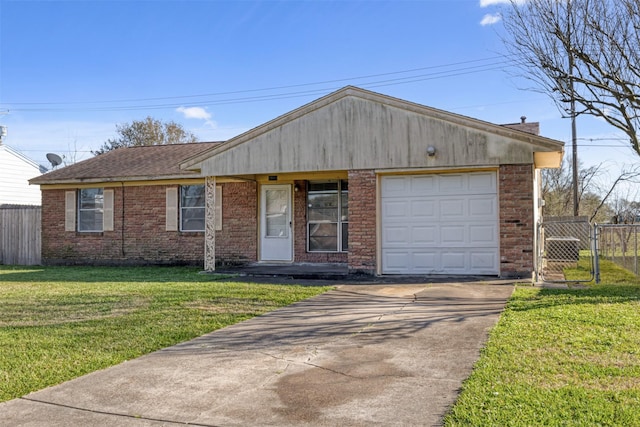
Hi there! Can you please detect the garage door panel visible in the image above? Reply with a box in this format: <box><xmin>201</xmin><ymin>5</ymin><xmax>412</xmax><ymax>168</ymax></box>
<box><xmin>440</xmin><ymin>199</ymin><xmax>465</xmax><ymax>217</ymax></box>
<box><xmin>469</xmin><ymin>172</ymin><xmax>497</xmax><ymax>193</ymax></box>
<box><xmin>410</xmin><ymin>175</ymin><xmax>437</xmax><ymax>194</ymax></box>
<box><xmin>382</xmin><ymin>176</ymin><xmax>409</xmax><ymax>194</ymax></box>
<box><xmin>383</xmin><ymin>226</ymin><xmax>411</xmax><ymax>244</ymax></box>
<box><xmin>469</xmin><ymin>197</ymin><xmax>497</xmax><ymax>216</ymax></box>
<box><xmin>469</xmin><ymin>225</ymin><xmax>498</xmax><ymax>244</ymax></box>
<box><xmin>410</xmin><ymin>199</ymin><xmax>436</xmax><ymax>218</ymax></box>
<box><xmin>412</xmin><ymin>252</ymin><xmax>438</xmax><ymax>271</ymax></box>
<box><xmin>383</xmin><ymin>251</ymin><xmax>412</xmax><ymax>271</ymax></box>
<box><xmin>381</xmin><ymin>172</ymin><xmax>499</xmax><ymax>275</ymax></box>
<box><xmin>383</xmin><ymin>200</ymin><xmax>409</xmax><ymax>219</ymax></box>
<box><xmin>439</xmin><ymin>174</ymin><xmax>465</xmax><ymax>192</ymax></box>
<box><xmin>441</xmin><ymin>252</ymin><xmax>466</xmax><ymax>269</ymax></box>
<box><xmin>413</xmin><ymin>226</ymin><xmax>437</xmax><ymax>245</ymax></box>
<box><xmin>440</xmin><ymin>226</ymin><xmax>465</xmax><ymax>244</ymax></box>
<box><xmin>470</xmin><ymin>251</ymin><xmax>498</xmax><ymax>270</ymax></box>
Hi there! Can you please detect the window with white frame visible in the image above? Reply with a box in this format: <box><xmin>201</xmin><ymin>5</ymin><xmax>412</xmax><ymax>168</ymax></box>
<box><xmin>307</xmin><ymin>180</ymin><xmax>348</xmax><ymax>252</ymax></box>
<box><xmin>78</xmin><ymin>188</ymin><xmax>104</xmax><ymax>232</ymax></box>
<box><xmin>180</xmin><ymin>184</ymin><xmax>205</xmax><ymax>232</ymax></box>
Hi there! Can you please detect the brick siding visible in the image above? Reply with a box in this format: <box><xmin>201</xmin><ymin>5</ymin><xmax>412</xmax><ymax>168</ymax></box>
<box><xmin>215</xmin><ymin>182</ymin><xmax>257</xmax><ymax>265</ymax></box>
<box><xmin>41</xmin><ymin>182</ymin><xmax>259</xmax><ymax>267</ymax></box>
<box><xmin>42</xmin><ymin>185</ymin><xmax>203</xmax><ymax>266</ymax></box>
<box><xmin>347</xmin><ymin>170</ymin><xmax>377</xmax><ymax>274</ymax></box>
<box><xmin>499</xmin><ymin>164</ymin><xmax>535</xmax><ymax>278</ymax></box>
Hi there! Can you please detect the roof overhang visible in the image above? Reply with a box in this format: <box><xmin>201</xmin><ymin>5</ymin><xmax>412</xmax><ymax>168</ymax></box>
<box><xmin>30</xmin><ymin>174</ymin><xmax>203</xmax><ymax>186</ymax></box>
<box><xmin>534</xmin><ymin>151</ymin><xmax>564</xmax><ymax>169</ymax></box>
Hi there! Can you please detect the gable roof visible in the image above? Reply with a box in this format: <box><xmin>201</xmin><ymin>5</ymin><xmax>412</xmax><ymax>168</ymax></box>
<box><xmin>30</xmin><ymin>142</ymin><xmax>221</xmax><ymax>185</ymax></box>
<box><xmin>181</xmin><ymin>86</ymin><xmax>564</xmax><ymax>176</ymax></box>
<box><xmin>1</xmin><ymin>143</ymin><xmax>44</xmax><ymax>172</ymax></box>
<box><xmin>0</xmin><ymin>144</ymin><xmax>45</xmax><ymax>205</ymax></box>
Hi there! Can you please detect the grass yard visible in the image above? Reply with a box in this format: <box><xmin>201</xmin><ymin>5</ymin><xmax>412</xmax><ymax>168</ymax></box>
<box><xmin>0</xmin><ymin>266</ymin><xmax>331</xmax><ymax>402</ymax></box>
<box><xmin>444</xmin><ymin>259</ymin><xmax>640</xmax><ymax>426</ymax></box>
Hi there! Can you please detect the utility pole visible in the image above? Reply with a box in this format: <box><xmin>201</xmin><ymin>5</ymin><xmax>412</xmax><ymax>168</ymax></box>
<box><xmin>570</xmin><ymin>59</ymin><xmax>579</xmax><ymax>217</ymax></box>
<box><xmin>568</xmin><ymin>0</ymin><xmax>579</xmax><ymax>217</ymax></box>
<box><xmin>0</xmin><ymin>111</ymin><xmax>8</xmax><ymax>145</ymax></box>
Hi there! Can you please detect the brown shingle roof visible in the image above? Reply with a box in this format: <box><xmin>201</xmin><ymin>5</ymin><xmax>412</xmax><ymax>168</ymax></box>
<box><xmin>30</xmin><ymin>142</ymin><xmax>221</xmax><ymax>184</ymax></box>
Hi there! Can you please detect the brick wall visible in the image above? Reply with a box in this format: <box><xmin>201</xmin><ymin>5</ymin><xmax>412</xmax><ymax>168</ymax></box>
<box><xmin>41</xmin><ymin>182</ymin><xmax>260</xmax><ymax>267</ymax></box>
<box><xmin>42</xmin><ymin>185</ymin><xmax>204</xmax><ymax>266</ymax></box>
<box><xmin>347</xmin><ymin>170</ymin><xmax>377</xmax><ymax>274</ymax></box>
<box><xmin>215</xmin><ymin>182</ymin><xmax>258</xmax><ymax>265</ymax></box>
<box><xmin>499</xmin><ymin>164</ymin><xmax>535</xmax><ymax>278</ymax></box>
<box><xmin>501</xmin><ymin>121</ymin><xmax>540</xmax><ymax>135</ymax></box>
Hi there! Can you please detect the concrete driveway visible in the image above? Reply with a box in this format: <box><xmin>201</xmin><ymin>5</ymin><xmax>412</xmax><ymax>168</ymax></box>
<box><xmin>1</xmin><ymin>282</ymin><xmax>514</xmax><ymax>427</ymax></box>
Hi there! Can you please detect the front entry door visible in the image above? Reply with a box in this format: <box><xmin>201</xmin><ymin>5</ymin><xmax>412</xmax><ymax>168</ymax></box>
<box><xmin>260</xmin><ymin>184</ymin><xmax>293</xmax><ymax>261</ymax></box>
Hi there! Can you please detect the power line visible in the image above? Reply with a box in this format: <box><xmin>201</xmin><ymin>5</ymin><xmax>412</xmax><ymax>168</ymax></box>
<box><xmin>2</xmin><ymin>57</ymin><xmax>516</xmax><ymax>113</ymax></box>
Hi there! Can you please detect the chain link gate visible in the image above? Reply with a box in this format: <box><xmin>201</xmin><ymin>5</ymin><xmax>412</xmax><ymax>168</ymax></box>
<box><xmin>537</xmin><ymin>217</ymin><xmax>596</xmax><ymax>283</ymax></box>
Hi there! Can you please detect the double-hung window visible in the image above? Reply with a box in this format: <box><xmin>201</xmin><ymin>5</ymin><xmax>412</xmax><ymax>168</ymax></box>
<box><xmin>307</xmin><ymin>180</ymin><xmax>348</xmax><ymax>252</ymax></box>
<box><xmin>180</xmin><ymin>184</ymin><xmax>205</xmax><ymax>232</ymax></box>
<box><xmin>78</xmin><ymin>188</ymin><xmax>104</xmax><ymax>232</ymax></box>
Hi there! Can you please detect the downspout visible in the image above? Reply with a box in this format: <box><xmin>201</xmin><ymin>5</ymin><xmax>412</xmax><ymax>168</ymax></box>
<box><xmin>121</xmin><ymin>182</ymin><xmax>125</xmax><ymax>258</ymax></box>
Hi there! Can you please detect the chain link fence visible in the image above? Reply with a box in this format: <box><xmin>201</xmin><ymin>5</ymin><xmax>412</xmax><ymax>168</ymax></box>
<box><xmin>537</xmin><ymin>217</ymin><xmax>595</xmax><ymax>282</ymax></box>
<box><xmin>597</xmin><ymin>224</ymin><xmax>640</xmax><ymax>276</ymax></box>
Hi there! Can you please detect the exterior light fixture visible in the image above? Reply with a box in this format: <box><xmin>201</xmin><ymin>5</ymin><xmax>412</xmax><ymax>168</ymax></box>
<box><xmin>426</xmin><ymin>146</ymin><xmax>436</xmax><ymax>157</ymax></box>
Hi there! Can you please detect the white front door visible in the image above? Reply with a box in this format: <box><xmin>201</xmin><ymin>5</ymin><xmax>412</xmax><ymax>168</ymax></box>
<box><xmin>260</xmin><ymin>184</ymin><xmax>293</xmax><ymax>261</ymax></box>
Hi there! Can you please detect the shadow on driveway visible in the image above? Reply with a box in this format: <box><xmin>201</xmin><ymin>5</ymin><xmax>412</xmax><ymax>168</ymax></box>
<box><xmin>1</xmin><ymin>282</ymin><xmax>514</xmax><ymax>427</ymax></box>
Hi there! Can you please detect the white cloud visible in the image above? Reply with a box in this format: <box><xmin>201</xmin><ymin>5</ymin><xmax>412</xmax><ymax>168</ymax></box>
<box><xmin>480</xmin><ymin>0</ymin><xmax>509</xmax><ymax>6</ymax></box>
<box><xmin>176</xmin><ymin>106</ymin><xmax>212</xmax><ymax>121</ymax></box>
<box><xmin>480</xmin><ymin>13</ymin><xmax>502</xmax><ymax>26</ymax></box>
<box><xmin>176</xmin><ymin>106</ymin><xmax>217</xmax><ymax>129</ymax></box>
<box><xmin>480</xmin><ymin>0</ymin><xmax>526</xmax><ymax>6</ymax></box>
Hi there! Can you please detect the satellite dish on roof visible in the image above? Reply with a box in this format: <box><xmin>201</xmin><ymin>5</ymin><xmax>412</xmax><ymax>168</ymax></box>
<box><xmin>46</xmin><ymin>153</ymin><xmax>63</xmax><ymax>169</ymax></box>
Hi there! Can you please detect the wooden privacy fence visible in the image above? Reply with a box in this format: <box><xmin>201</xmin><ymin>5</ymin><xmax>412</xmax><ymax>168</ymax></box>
<box><xmin>0</xmin><ymin>205</ymin><xmax>41</xmax><ymax>265</ymax></box>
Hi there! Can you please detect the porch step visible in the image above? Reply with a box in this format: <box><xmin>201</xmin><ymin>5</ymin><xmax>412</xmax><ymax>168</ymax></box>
<box><xmin>214</xmin><ymin>263</ymin><xmax>350</xmax><ymax>280</ymax></box>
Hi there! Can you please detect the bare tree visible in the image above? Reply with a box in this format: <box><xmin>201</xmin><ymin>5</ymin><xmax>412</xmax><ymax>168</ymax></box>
<box><xmin>610</xmin><ymin>196</ymin><xmax>640</xmax><ymax>224</ymax></box>
<box><xmin>93</xmin><ymin>117</ymin><xmax>198</xmax><ymax>155</ymax></box>
<box><xmin>502</xmin><ymin>0</ymin><xmax>640</xmax><ymax>156</ymax></box>
<box><xmin>582</xmin><ymin>163</ymin><xmax>640</xmax><ymax>223</ymax></box>
<box><xmin>542</xmin><ymin>157</ymin><xmax>601</xmax><ymax>217</ymax></box>
<box><xmin>541</xmin><ymin>157</ymin><xmax>640</xmax><ymax>222</ymax></box>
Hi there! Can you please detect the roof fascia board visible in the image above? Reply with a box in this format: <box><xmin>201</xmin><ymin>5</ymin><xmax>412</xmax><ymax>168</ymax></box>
<box><xmin>30</xmin><ymin>173</ymin><xmax>203</xmax><ymax>186</ymax></box>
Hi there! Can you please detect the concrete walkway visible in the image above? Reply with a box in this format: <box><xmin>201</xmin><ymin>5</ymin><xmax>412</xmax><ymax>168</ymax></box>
<box><xmin>1</xmin><ymin>282</ymin><xmax>514</xmax><ymax>427</ymax></box>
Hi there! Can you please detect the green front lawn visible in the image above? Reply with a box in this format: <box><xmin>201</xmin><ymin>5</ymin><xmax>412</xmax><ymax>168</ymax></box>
<box><xmin>0</xmin><ymin>266</ymin><xmax>331</xmax><ymax>402</ymax></box>
<box><xmin>444</xmin><ymin>259</ymin><xmax>640</xmax><ymax>426</ymax></box>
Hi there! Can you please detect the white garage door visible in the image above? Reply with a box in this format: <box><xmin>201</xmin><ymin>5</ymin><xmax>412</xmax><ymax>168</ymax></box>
<box><xmin>381</xmin><ymin>172</ymin><xmax>499</xmax><ymax>275</ymax></box>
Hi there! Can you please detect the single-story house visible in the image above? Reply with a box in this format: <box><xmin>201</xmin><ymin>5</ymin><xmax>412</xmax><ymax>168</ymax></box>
<box><xmin>31</xmin><ymin>86</ymin><xmax>564</xmax><ymax>278</ymax></box>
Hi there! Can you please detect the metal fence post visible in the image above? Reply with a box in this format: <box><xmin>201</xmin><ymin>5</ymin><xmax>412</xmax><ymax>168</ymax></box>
<box><xmin>633</xmin><ymin>227</ymin><xmax>638</xmax><ymax>276</ymax></box>
<box><xmin>593</xmin><ymin>224</ymin><xmax>600</xmax><ymax>284</ymax></box>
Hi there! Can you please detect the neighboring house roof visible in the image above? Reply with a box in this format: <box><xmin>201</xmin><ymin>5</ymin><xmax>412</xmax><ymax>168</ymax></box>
<box><xmin>30</xmin><ymin>142</ymin><xmax>221</xmax><ymax>185</ymax></box>
<box><xmin>0</xmin><ymin>143</ymin><xmax>44</xmax><ymax>205</ymax></box>
<box><xmin>181</xmin><ymin>86</ymin><xmax>564</xmax><ymax>177</ymax></box>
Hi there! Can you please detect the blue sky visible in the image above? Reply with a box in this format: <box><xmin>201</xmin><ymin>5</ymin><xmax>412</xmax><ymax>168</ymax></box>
<box><xmin>0</xmin><ymin>0</ymin><xmax>633</xmax><ymax>176</ymax></box>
